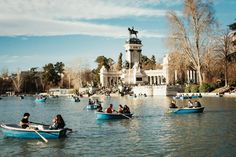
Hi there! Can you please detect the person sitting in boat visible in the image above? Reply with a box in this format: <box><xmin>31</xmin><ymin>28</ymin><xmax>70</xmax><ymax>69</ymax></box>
<box><xmin>194</xmin><ymin>100</ymin><xmax>202</xmax><ymax>107</ymax></box>
<box><xmin>105</xmin><ymin>104</ymin><xmax>114</xmax><ymax>113</ymax></box>
<box><xmin>118</xmin><ymin>104</ymin><xmax>124</xmax><ymax>113</ymax></box>
<box><xmin>169</xmin><ymin>100</ymin><xmax>178</xmax><ymax>108</ymax></box>
<box><xmin>88</xmin><ymin>99</ymin><xmax>94</xmax><ymax>105</ymax></box>
<box><xmin>95</xmin><ymin>99</ymin><xmax>100</xmax><ymax>104</ymax></box>
<box><xmin>123</xmin><ymin>105</ymin><xmax>130</xmax><ymax>114</ymax></box>
<box><xmin>49</xmin><ymin>114</ymin><xmax>65</xmax><ymax>130</ymax></box>
<box><xmin>97</xmin><ymin>103</ymin><xmax>103</xmax><ymax>112</ymax></box>
<box><xmin>188</xmin><ymin>100</ymin><xmax>194</xmax><ymax>108</ymax></box>
<box><xmin>20</xmin><ymin>113</ymin><xmax>30</xmax><ymax>129</ymax></box>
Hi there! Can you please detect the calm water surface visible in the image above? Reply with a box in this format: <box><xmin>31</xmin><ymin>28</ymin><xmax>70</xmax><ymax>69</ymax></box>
<box><xmin>0</xmin><ymin>96</ymin><xmax>236</xmax><ymax>157</ymax></box>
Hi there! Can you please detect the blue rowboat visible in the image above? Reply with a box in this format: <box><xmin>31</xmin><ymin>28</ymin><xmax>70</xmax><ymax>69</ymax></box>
<box><xmin>191</xmin><ymin>95</ymin><xmax>202</xmax><ymax>99</ymax></box>
<box><xmin>87</xmin><ymin>104</ymin><xmax>98</xmax><ymax>110</ymax></box>
<box><xmin>0</xmin><ymin>124</ymin><xmax>67</xmax><ymax>139</ymax></box>
<box><xmin>35</xmin><ymin>97</ymin><xmax>46</xmax><ymax>103</ymax></box>
<box><xmin>173</xmin><ymin>95</ymin><xmax>190</xmax><ymax>100</ymax></box>
<box><xmin>173</xmin><ymin>95</ymin><xmax>202</xmax><ymax>100</ymax></box>
<box><xmin>168</xmin><ymin>107</ymin><xmax>205</xmax><ymax>114</ymax></box>
<box><xmin>96</xmin><ymin>112</ymin><xmax>132</xmax><ymax>120</ymax></box>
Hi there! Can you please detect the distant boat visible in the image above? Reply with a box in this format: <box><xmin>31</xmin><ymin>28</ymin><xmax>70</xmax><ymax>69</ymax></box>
<box><xmin>86</xmin><ymin>104</ymin><xmax>98</xmax><ymax>110</ymax></box>
<box><xmin>71</xmin><ymin>97</ymin><xmax>80</xmax><ymax>102</ymax></box>
<box><xmin>168</xmin><ymin>107</ymin><xmax>205</xmax><ymax>114</ymax></box>
<box><xmin>191</xmin><ymin>95</ymin><xmax>202</xmax><ymax>99</ymax></box>
<box><xmin>0</xmin><ymin>124</ymin><xmax>67</xmax><ymax>139</ymax></box>
<box><xmin>173</xmin><ymin>95</ymin><xmax>202</xmax><ymax>100</ymax></box>
<box><xmin>96</xmin><ymin>112</ymin><xmax>132</xmax><ymax>120</ymax></box>
<box><xmin>35</xmin><ymin>97</ymin><xmax>47</xmax><ymax>103</ymax></box>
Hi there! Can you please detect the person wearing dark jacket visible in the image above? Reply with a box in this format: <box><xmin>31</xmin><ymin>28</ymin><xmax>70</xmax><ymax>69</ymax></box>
<box><xmin>20</xmin><ymin>113</ymin><xmax>30</xmax><ymax>129</ymax></box>
<box><xmin>49</xmin><ymin>114</ymin><xmax>65</xmax><ymax>130</ymax></box>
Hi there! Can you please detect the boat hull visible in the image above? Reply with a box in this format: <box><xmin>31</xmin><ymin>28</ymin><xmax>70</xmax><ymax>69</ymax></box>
<box><xmin>35</xmin><ymin>98</ymin><xmax>46</xmax><ymax>103</ymax></box>
<box><xmin>96</xmin><ymin>112</ymin><xmax>132</xmax><ymax>120</ymax></box>
<box><xmin>173</xmin><ymin>95</ymin><xmax>202</xmax><ymax>100</ymax></box>
<box><xmin>1</xmin><ymin>124</ymin><xmax>66</xmax><ymax>139</ymax></box>
<box><xmin>87</xmin><ymin>104</ymin><xmax>97</xmax><ymax>110</ymax></box>
<box><xmin>169</xmin><ymin>107</ymin><xmax>205</xmax><ymax>114</ymax></box>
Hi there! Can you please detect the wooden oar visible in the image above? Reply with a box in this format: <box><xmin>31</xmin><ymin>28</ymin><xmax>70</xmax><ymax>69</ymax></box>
<box><xmin>119</xmin><ymin>113</ymin><xmax>132</xmax><ymax>120</ymax></box>
<box><xmin>33</xmin><ymin>129</ymin><xmax>48</xmax><ymax>143</ymax></box>
<box><xmin>30</xmin><ymin>121</ymin><xmax>50</xmax><ymax>126</ymax></box>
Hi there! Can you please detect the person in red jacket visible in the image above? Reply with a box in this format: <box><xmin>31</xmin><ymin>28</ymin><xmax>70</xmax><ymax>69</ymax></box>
<box><xmin>105</xmin><ymin>104</ymin><xmax>114</xmax><ymax>113</ymax></box>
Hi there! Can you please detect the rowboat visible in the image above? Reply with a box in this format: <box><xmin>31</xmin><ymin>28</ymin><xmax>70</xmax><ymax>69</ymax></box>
<box><xmin>190</xmin><ymin>95</ymin><xmax>202</xmax><ymax>99</ymax></box>
<box><xmin>35</xmin><ymin>97</ymin><xmax>47</xmax><ymax>103</ymax></box>
<box><xmin>173</xmin><ymin>95</ymin><xmax>190</xmax><ymax>100</ymax></box>
<box><xmin>168</xmin><ymin>107</ymin><xmax>205</xmax><ymax>114</ymax></box>
<box><xmin>71</xmin><ymin>97</ymin><xmax>80</xmax><ymax>102</ymax></box>
<box><xmin>0</xmin><ymin>124</ymin><xmax>67</xmax><ymax>139</ymax></box>
<box><xmin>173</xmin><ymin>95</ymin><xmax>202</xmax><ymax>100</ymax></box>
<box><xmin>86</xmin><ymin>104</ymin><xmax>98</xmax><ymax>110</ymax></box>
<box><xmin>96</xmin><ymin>112</ymin><xmax>132</xmax><ymax>120</ymax></box>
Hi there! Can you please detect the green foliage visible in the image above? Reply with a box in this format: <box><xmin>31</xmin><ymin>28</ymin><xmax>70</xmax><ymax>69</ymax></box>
<box><xmin>184</xmin><ymin>85</ymin><xmax>191</xmax><ymax>93</ymax></box>
<box><xmin>199</xmin><ymin>83</ymin><xmax>214</xmax><ymax>92</ymax></box>
<box><xmin>42</xmin><ymin>62</ymin><xmax>65</xmax><ymax>87</ymax></box>
<box><xmin>95</xmin><ymin>56</ymin><xmax>110</xmax><ymax>70</ymax></box>
<box><xmin>191</xmin><ymin>84</ymin><xmax>199</xmax><ymax>93</ymax></box>
<box><xmin>151</xmin><ymin>55</ymin><xmax>156</xmax><ymax>64</ymax></box>
<box><xmin>141</xmin><ymin>55</ymin><xmax>156</xmax><ymax>70</ymax></box>
<box><xmin>0</xmin><ymin>77</ymin><xmax>13</xmax><ymax>94</ymax></box>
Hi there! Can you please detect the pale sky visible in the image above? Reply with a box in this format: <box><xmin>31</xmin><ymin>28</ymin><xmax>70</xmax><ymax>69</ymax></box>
<box><xmin>0</xmin><ymin>0</ymin><xmax>235</xmax><ymax>72</ymax></box>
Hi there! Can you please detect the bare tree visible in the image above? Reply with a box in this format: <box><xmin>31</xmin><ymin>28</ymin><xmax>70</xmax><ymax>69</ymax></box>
<box><xmin>214</xmin><ymin>30</ymin><xmax>234</xmax><ymax>86</ymax></box>
<box><xmin>65</xmin><ymin>67</ymin><xmax>81</xmax><ymax>90</ymax></box>
<box><xmin>65</xmin><ymin>59</ymin><xmax>92</xmax><ymax>90</ymax></box>
<box><xmin>169</xmin><ymin>51</ymin><xmax>190</xmax><ymax>84</ymax></box>
<box><xmin>12</xmin><ymin>70</ymin><xmax>23</xmax><ymax>93</ymax></box>
<box><xmin>1</xmin><ymin>67</ymin><xmax>9</xmax><ymax>78</ymax></box>
<box><xmin>167</xmin><ymin>0</ymin><xmax>216</xmax><ymax>85</ymax></box>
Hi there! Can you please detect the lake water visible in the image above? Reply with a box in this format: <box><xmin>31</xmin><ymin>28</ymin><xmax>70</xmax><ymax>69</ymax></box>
<box><xmin>0</xmin><ymin>96</ymin><xmax>236</xmax><ymax>157</ymax></box>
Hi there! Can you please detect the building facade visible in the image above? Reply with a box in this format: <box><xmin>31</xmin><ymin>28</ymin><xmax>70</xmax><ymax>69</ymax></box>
<box><xmin>100</xmin><ymin>27</ymin><xmax>169</xmax><ymax>87</ymax></box>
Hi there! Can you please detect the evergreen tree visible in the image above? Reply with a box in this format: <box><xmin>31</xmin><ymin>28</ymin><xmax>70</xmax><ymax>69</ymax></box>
<box><xmin>151</xmin><ymin>55</ymin><xmax>156</xmax><ymax>64</ymax></box>
<box><xmin>42</xmin><ymin>62</ymin><xmax>65</xmax><ymax>88</ymax></box>
<box><xmin>117</xmin><ymin>53</ymin><xmax>123</xmax><ymax>71</ymax></box>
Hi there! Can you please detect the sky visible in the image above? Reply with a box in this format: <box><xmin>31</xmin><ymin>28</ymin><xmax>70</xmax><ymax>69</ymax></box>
<box><xmin>0</xmin><ymin>0</ymin><xmax>235</xmax><ymax>73</ymax></box>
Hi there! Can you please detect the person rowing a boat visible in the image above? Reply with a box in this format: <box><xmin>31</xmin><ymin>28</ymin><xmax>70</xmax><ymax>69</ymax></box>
<box><xmin>105</xmin><ymin>104</ymin><xmax>114</xmax><ymax>113</ymax></box>
<box><xmin>89</xmin><ymin>98</ymin><xmax>94</xmax><ymax>105</ymax></box>
<box><xmin>20</xmin><ymin>113</ymin><xmax>30</xmax><ymax>129</ymax></box>
<box><xmin>97</xmin><ymin>103</ymin><xmax>103</xmax><ymax>112</ymax></box>
<box><xmin>169</xmin><ymin>100</ymin><xmax>178</xmax><ymax>108</ymax></box>
<box><xmin>49</xmin><ymin>114</ymin><xmax>65</xmax><ymax>130</ymax></box>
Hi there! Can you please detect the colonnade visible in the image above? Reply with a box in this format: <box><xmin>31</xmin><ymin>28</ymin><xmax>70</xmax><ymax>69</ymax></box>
<box><xmin>186</xmin><ymin>70</ymin><xmax>198</xmax><ymax>83</ymax></box>
<box><xmin>148</xmin><ymin>75</ymin><xmax>164</xmax><ymax>85</ymax></box>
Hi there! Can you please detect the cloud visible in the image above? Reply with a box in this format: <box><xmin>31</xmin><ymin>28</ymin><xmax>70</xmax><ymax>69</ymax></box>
<box><xmin>0</xmin><ymin>0</ymin><xmax>180</xmax><ymax>38</ymax></box>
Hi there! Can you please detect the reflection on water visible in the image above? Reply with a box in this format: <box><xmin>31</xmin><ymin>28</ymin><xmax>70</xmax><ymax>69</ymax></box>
<box><xmin>0</xmin><ymin>96</ymin><xmax>236</xmax><ymax>156</ymax></box>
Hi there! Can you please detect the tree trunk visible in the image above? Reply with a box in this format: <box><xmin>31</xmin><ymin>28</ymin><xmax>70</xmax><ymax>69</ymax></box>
<box><xmin>224</xmin><ymin>60</ymin><xmax>228</xmax><ymax>87</ymax></box>
<box><xmin>197</xmin><ymin>65</ymin><xmax>203</xmax><ymax>85</ymax></box>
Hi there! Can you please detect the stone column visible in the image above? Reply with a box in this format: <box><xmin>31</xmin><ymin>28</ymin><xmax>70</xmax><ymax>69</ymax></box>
<box><xmin>175</xmin><ymin>70</ymin><xmax>178</xmax><ymax>84</ymax></box>
<box><xmin>154</xmin><ymin>76</ymin><xmax>156</xmax><ymax>85</ymax></box>
<box><xmin>189</xmin><ymin>70</ymin><xmax>192</xmax><ymax>82</ymax></box>
<box><xmin>186</xmin><ymin>70</ymin><xmax>189</xmax><ymax>83</ymax></box>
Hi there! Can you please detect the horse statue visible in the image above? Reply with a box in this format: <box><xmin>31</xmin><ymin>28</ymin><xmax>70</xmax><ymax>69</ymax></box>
<box><xmin>128</xmin><ymin>27</ymin><xmax>138</xmax><ymax>38</ymax></box>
